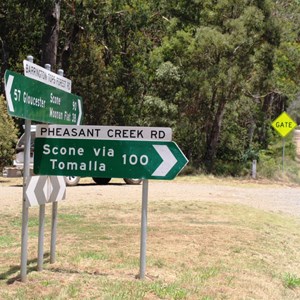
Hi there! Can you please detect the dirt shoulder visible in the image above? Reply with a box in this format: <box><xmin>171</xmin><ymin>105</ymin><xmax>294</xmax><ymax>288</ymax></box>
<box><xmin>1</xmin><ymin>176</ymin><xmax>300</xmax><ymax>217</ymax></box>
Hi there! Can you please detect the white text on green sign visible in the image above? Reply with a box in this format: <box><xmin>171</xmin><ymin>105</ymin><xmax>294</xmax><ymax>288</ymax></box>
<box><xmin>34</xmin><ymin>138</ymin><xmax>188</xmax><ymax>180</ymax></box>
<box><xmin>4</xmin><ymin>70</ymin><xmax>82</xmax><ymax>124</ymax></box>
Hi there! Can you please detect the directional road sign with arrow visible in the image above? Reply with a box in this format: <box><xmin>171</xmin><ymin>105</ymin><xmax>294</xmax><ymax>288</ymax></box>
<box><xmin>34</xmin><ymin>138</ymin><xmax>188</xmax><ymax>180</ymax></box>
<box><xmin>25</xmin><ymin>176</ymin><xmax>66</xmax><ymax>207</ymax></box>
<box><xmin>4</xmin><ymin>70</ymin><xmax>83</xmax><ymax>125</ymax></box>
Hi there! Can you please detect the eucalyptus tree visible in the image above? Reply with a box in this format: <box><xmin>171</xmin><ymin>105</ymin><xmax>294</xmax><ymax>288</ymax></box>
<box><xmin>63</xmin><ymin>0</ymin><xmax>168</xmax><ymax>126</ymax></box>
<box><xmin>0</xmin><ymin>0</ymin><xmax>47</xmax><ymax>92</ymax></box>
<box><xmin>149</xmin><ymin>0</ymin><xmax>281</xmax><ymax>172</ymax></box>
<box><xmin>272</xmin><ymin>0</ymin><xmax>300</xmax><ymax>119</ymax></box>
<box><xmin>250</xmin><ymin>0</ymin><xmax>300</xmax><ymax>149</ymax></box>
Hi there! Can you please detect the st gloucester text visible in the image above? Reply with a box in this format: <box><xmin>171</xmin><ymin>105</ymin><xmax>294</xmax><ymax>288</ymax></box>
<box><xmin>42</xmin><ymin>144</ymin><xmax>114</xmax><ymax>172</ymax></box>
<box><xmin>21</xmin><ymin>90</ymin><xmax>72</xmax><ymax>121</ymax></box>
<box><xmin>23</xmin><ymin>92</ymin><xmax>46</xmax><ymax>108</ymax></box>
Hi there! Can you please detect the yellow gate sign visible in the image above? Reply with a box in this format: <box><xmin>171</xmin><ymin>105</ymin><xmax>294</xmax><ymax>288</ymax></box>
<box><xmin>272</xmin><ymin>112</ymin><xmax>297</xmax><ymax>137</ymax></box>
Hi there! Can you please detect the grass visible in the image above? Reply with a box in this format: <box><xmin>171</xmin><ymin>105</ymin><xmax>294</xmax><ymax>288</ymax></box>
<box><xmin>283</xmin><ymin>273</ymin><xmax>300</xmax><ymax>289</ymax></box>
<box><xmin>1</xmin><ymin>178</ymin><xmax>300</xmax><ymax>299</ymax></box>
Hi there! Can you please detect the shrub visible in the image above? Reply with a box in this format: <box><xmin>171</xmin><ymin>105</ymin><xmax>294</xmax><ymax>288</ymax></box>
<box><xmin>0</xmin><ymin>95</ymin><xmax>18</xmax><ymax>172</ymax></box>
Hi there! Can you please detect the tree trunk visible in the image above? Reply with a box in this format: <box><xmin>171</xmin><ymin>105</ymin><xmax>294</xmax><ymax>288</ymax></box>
<box><xmin>204</xmin><ymin>99</ymin><xmax>227</xmax><ymax>172</ymax></box>
<box><xmin>258</xmin><ymin>92</ymin><xmax>287</xmax><ymax>148</ymax></box>
<box><xmin>41</xmin><ymin>0</ymin><xmax>61</xmax><ymax>68</ymax></box>
<box><xmin>61</xmin><ymin>24</ymin><xmax>81</xmax><ymax>72</ymax></box>
<box><xmin>0</xmin><ymin>38</ymin><xmax>8</xmax><ymax>92</ymax></box>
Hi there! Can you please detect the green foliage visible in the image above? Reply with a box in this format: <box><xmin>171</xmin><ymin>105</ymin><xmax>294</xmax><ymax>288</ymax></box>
<box><xmin>0</xmin><ymin>95</ymin><xmax>18</xmax><ymax>171</ymax></box>
<box><xmin>257</xmin><ymin>150</ymin><xmax>280</xmax><ymax>178</ymax></box>
<box><xmin>1</xmin><ymin>0</ymin><xmax>300</xmax><ymax>177</ymax></box>
<box><xmin>283</xmin><ymin>273</ymin><xmax>300</xmax><ymax>289</ymax></box>
<box><xmin>150</xmin><ymin>0</ymin><xmax>282</xmax><ymax>172</ymax></box>
<box><xmin>257</xmin><ymin>136</ymin><xmax>300</xmax><ymax>181</ymax></box>
<box><xmin>137</xmin><ymin>96</ymin><xmax>177</xmax><ymax>127</ymax></box>
<box><xmin>0</xmin><ymin>0</ymin><xmax>49</xmax><ymax>74</ymax></box>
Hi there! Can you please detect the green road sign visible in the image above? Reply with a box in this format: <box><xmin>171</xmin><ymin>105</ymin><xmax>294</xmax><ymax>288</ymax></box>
<box><xmin>34</xmin><ymin>138</ymin><xmax>188</xmax><ymax>180</ymax></box>
<box><xmin>4</xmin><ymin>70</ymin><xmax>83</xmax><ymax>124</ymax></box>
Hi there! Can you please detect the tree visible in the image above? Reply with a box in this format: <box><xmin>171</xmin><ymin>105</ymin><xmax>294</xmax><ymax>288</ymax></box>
<box><xmin>150</xmin><ymin>0</ymin><xmax>281</xmax><ymax>172</ymax></box>
<box><xmin>0</xmin><ymin>95</ymin><xmax>18</xmax><ymax>171</ymax></box>
<box><xmin>250</xmin><ymin>0</ymin><xmax>300</xmax><ymax>149</ymax></box>
<box><xmin>1</xmin><ymin>0</ymin><xmax>299</xmax><ymax>176</ymax></box>
<box><xmin>41</xmin><ymin>0</ymin><xmax>61</xmax><ymax>68</ymax></box>
<box><xmin>64</xmin><ymin>0</ymin><xmax>168</xmax><ymax>126</ymax></box>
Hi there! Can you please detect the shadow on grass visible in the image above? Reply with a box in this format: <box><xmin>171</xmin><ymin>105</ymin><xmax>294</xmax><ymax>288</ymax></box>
<box><xmin>48</xmin><ymin>267</ymin><xmax>110</xmax><ymax>277</ymax></box>
<box><xmin>76</xmin><ymin>182</ymin><xmax>127</xmax><ymax>187</ymax></box>
<box><xmin>0</xmin><ymin>253</ymin><xmax>50</xmax><ymax>284</ymax></box>
<box><xmin>48</xmin><ymin>267</ymin><xmax>141</xmax><ymax>280</ymax></box>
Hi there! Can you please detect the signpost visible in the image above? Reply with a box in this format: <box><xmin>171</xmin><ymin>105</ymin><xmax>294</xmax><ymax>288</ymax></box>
<box><xmin>272</xmin><ymin>112</ymin><xmax>297</xmax><ymax>171</ymax></box>
<box><xmin>34</xmin><ymin>124</ymin><xmax>188</xmax><ymax>279</ymax></box>
<box><xmin>25</xmin><ymin>175</ymin><xmax>66</xmax><ymax>271</ymax></box>
<box><xmin>3</xmin><ymin>59</ymin><xmax>79</xmax><ymax>281</ymax></box>
<box><xmin>3</xmin><ymin>58</ymin><xmax>188</xmax><ymax>280</ymax></box>
<box><xmin>4</xmin><ymin>70</ymin><xmax>82</xmax><ymax>124</ymax></box>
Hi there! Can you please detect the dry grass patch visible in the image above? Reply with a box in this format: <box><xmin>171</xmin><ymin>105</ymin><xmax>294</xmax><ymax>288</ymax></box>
<box><xmin>1</xmin><ymin>194</ymin><xmax>300</xmax><ymax>299</ymax></box>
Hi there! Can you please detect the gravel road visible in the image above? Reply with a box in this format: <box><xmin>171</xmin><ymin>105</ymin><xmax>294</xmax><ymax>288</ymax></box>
<box><xmin>1</xmin><ymin>178</ymin><xmax>300</xmax><ymax>217</ymax></box>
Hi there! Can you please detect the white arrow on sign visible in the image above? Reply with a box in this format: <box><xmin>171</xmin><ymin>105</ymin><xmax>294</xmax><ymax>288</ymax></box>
<box><xmin>5</xmin><ymin>75</ymin><xmax>15</xmax><ymax>112</ymax></box>
<box><xmin>77</xmin><ymin>99</ymin><xmax>82</xmax><ymax>125</ymax></box>
<box><xmin>49</xmin><ymin>176</ymin><xmax>66</xmax><ymax>203</ymax></box>
<box><xmin>152</xmin><ymin>145</ymin><xmax>177</xmax><ymax>177</ymax></box>
<box><xmin>25</xmin><ymin>176</ymin><xmax>66</xmax><ymax>207</ymax></box>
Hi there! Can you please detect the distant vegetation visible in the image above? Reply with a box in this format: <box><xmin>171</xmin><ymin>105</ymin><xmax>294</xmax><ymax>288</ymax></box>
<box><xmin>0</xmin><ymin>0</ymin><xmax>299</xmax><ymax>176</ymax></box>
<box><xmin>0</xmin><ymin>95</ymin><xmax>18</xmax><ymax>171</ymax></box>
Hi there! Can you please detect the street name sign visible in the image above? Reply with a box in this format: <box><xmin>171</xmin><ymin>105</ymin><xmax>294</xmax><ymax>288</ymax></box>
<box><xmin>23</xmin><ymin>60</ymin><xmax>72</xmax><ymax>93</ymax></box>
<box><xmin>25</xmin><ymin>176</ymin><xmax>66</xmax><ymax>207</ymax></box>
<box><xmin>34</xmin><ymin>138</ymin><xmax>188</xmax><ymax>180</ymax></box>
<box><xmin>272</xmin><ymin>112</ymin><xmax>297</xmax><ymax>138</ymax></box>
<box><xmin>4</xmin><ymin>70</ymin><xmax>83</xmax><ymax>124</ymax></box>
<box><xmin>35</xmin><ymin>124</ymin><xmax>172</xmax><ymax>141</ymax></box>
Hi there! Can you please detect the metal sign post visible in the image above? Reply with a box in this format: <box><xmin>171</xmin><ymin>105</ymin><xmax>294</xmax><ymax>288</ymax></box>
<box><xmin>44</xmin><ymin>63</ymin><xmax>59</xmax><ymax>266</ymax></box>
<box><xmin>20</xmin><ymin>118</ymin><xmax>31</xmax><ymax>282</ymax></box>
<box><xmin>271</xmin><ymin>112</ymin><xmax>297</xmax><ymax>174</ymax></box>
<box><xmin>20</xmin><ymin>56</ymin><xmax>34</xmax><ymax>282</ymax></box>
<box><xmin>4</xmin><ymin>57</ymin><xmax>74</xmax><ymax>280</ymax></box>
<box><xmin>50</xmin><ymin>201</ymin><xmax>58</xmax><ymax>264</ymax></box>
<box><xmin>37</xmin><ymin>203</ymin><xmax>45</xmax><ymax>271</ymax></box>
<box><xmin>37</xmin><ymin>64</ymin><xmax>50</xmax><ymax>272</ymax></box>
<box><xmin>139</xmin><ymin>179</ymin><xmax>149</xmax><ymax>279</ymax></box>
